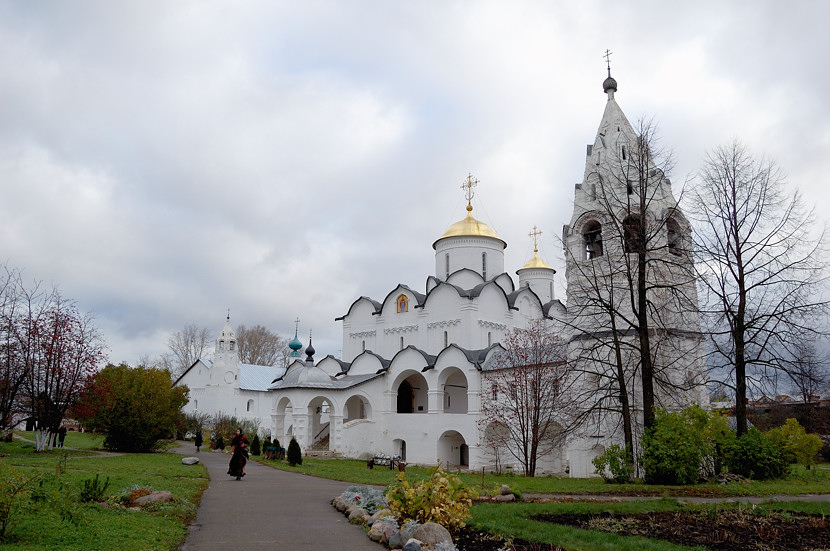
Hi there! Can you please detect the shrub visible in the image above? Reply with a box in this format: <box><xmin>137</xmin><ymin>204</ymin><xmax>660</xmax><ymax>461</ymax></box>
<box><xmin>592</xmin><ymin>444</ymin><xmax>633</xmax><ymax>483</ymax></box>
<box><xmin>385</xmin><ymin>464</ymin><xmax>477</xmax><ymax>530</ymax></box>
<box><xmin>341</xmin><ymin>485</ymin><xmax>388</xmax><ymax>515</ymax></box>
<box><xmin>215</xmin><ymin>436</ymin><xmax>225</xmax><ymax>450</ymax></box>
<box><xmin>287</xmin><ymin>437</ymin><xmax>302</xmax><ymax>466</ymax></box>
<box><xmin>80</xmin><ymin>474</ymin><xmax>110</xmax><ymax>503</ymax></box>
<box><xmin>251</xmin><ymin>434</ymin><xmax>261</xmax><ymax>456</ymax></box>
<box><xmin>642</xmin><ymin>406</ymin><xmax>711</xmax><ymax>485</ymax></box>
<box><xmin>727</xmin><ymin>428</ymin><xmax>788</xmax><ymax>480</ymax></box>
<box><xmin>0</xmin><ymin>464</ymin><xmax>36</xmax><ymax>538</ymax></box>
<box><xmin>767</xmin><ymin>418</ymin><xmax>824</xmax><ymax>469</ymax></box>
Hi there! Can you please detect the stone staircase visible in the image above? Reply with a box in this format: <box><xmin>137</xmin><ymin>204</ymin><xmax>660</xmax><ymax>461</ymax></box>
<box><xmin>305</xmin><ymin>434</ymin><xmax>342</xmax><ymax>458</ymax></box>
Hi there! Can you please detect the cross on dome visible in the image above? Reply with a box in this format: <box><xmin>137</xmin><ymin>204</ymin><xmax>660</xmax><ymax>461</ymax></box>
<box><xmin>461</xmin><ymin>173</ymin><xmax>479</xmax><ymax>212</ymax></box>
<box><xmin>529</xmin><ymin>226</ymin><xmax>542</xmax><ymax>253</ymax></box>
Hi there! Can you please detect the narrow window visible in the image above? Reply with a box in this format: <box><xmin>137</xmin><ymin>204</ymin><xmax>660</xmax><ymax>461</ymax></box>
<box><xmin>400</xmin><ymin>336</ymin><xmax>404</xmax><ymax>350</ymax></box>
<box><xmin>194</xmin><ymin>400</ymin><xmax>198</xmax><ymax>410</ymax></box>
<box><xmin>487</xmin><ymin>331</ymin><xmax>492</xmax><ymax>347</ymax></box>
<box><xmin>623</xmin><ymin>215</ymin><xmax>645</xmax><ymax>254</ymax></box>
<box><xmin>445</xmin><ymin>253</ymin><xmax>450</xmax><ymax>279</ymax></box>
<box><xmin>549</xmin><ymin>282</ymin><xmax>553</xmax><ymax>300</ymax></box>
<box><xmin>482</xmin><ymin>252</ymin><xmax>487</xmax><ymax>280</ymax></box>
<box><xmin>621</xmin><ymin>145</ymin><xmax>627</xmax><ymax>160</ymax></box>
<box><xmin>443</xmin><ymin>331</ymin><xmax>448</xmax><ymax>348</ymax></box>
<box><xmin>492</xmin><ymin>385</ymin><xmax>498</xmax><ymax>401</ymax></box>
<box><xmin>219</xmin><ymin>340</ymin><xmax>225</xmax><ymax>350</ymax></box>
<box><xmin>361</xmin><ymin>340</ymin><xmax>366</xmax><ymax>352</ymax></box>
<box><xmin>583</xmin><ymin>222</ymin><xmax>603</xmax><ymax>260</ymax></box>
<box><xmin>246</xmin><ymin>399</ymin><xmax>253</xmax><ymax>412</ymax></box>
<box><xmin>667</xmin><ymin>218</ymin><xmax>682</xmax><ymax>256</ymax></box>
<box><xmin>626</xmin><ymin>179</ymin><xmax>633</xmax><ymax>195</ymax></box>
<box><xmin>229</xmin><ymin>341</ymin><xmax>235</xmax><ymax>351</ymax></box>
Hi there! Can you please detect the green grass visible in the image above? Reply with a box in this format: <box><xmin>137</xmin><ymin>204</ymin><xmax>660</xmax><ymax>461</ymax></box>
<box><xmin>256</xmin><ymin>454</ymin><xmax>830</xmax><ymax>497</ymax></box>
<box><xmin>0</xmin><ymin>435</ymin><xmax>209</xmax><ymax>550</ymax></box>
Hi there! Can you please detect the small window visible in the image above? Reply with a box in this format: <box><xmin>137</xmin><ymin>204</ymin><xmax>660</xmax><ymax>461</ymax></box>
<box><xmin>549</xmin><ymin>282</ymin><xmax>553</xmax><ymax>300</ymax></box>
<box><xmin>246</xmin><ymin>399</ymin><xmax>254</xmax><ymax>412</ymax></box>
<box><xmin>396</xmin><ymin>294</ymin><xmax>408</xmax><ymax>313</ymax></box>
<box><xmin>621</xmin><ymin>145</ymin><xmax>627</xmax><ymax>160</ymax></box>
<box><xmin>361</xmin><ymin>340</ymin><xmax>366</xmax><ymax>352</ymax></box>
<box><xmin>492</xmin><ymin>385</ymin><xmax>498</xmax><ymax>401</ymax></box>
<box><xmin>400</xmin><ymin>336</ymin><xmax>404</xmax><ymax>350</ymax></box>
<box><xmin>626</xmin><ymin>179</ymin><xmax>633</xmax><ymax>195</ymax></box>
<box><xmin>482</xmin><ymin>252</ymin><xmax>487</xmax><ymax>280</ymax></box>
<box><xmin>194</xmin><ymin>400</ymin><xmax>198</xmax><ymax>410</ymax></box>
<box><xmin>443</xmin><ymin>331</ymin><xmax>448</xmax><ymax>348</ymax></box>
<box><xmin>487</xmin><ymin>331</ymin><xmax>492</xmax><ymax>347</ymax></box>
<box><xmin>445</xmin><ymin>253</ymin><xmax>450</xmax><ymax>279</ymax></box>
<box><xmin>229</xmin><ymin>341</ymin><xmax>235</xmax><ymax>351</ymax></box>
<box><xmin>583</xmin><ymin>221</ymin><xmax>603</xmax><ymax>260</ymax></box>
<box><xmin>219</xmin><ymin>340</ymin><xmax>225</xmax><ymax>350</ymax></box>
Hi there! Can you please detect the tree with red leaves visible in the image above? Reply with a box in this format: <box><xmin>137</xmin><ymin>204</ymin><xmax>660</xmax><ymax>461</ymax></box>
<box><xmin>23</xmin><ymin>296</ymin><xmax>105</xmax><ymax>451</ymax></box>
<box><xmin>480</xmin><ymin>320</ymin><xmax>576</xmax><ymax>477</ymax></box>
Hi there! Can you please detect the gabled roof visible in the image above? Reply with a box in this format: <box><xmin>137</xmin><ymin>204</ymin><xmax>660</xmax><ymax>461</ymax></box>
<box><xmin>336</xmin><ymin>296</ymin><xmax>383</xmax><ymax>321</ymax></box>
<box><xmin>172</xmin><ymin>358</ymin><xmax>212</xmax><ymax>387</ymax></box>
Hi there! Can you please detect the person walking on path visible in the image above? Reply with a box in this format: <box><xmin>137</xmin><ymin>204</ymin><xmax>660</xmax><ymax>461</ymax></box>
<box><xmin>194</xmin><ymin>430</ymin><xmax>203</xmax><ymax>453</ymax></box>
<box><xmin>57</xmin><ymin>426</ymin><xmax>67</xmax><ymax>448</ymax></box>
<box><xmin>227</xmin><ymin>428</ymin><xmax>248</xmax><ymax>480</ymax></box>
<box><xmin>174</xmin><ymin>442</ymin><xmax>380</xmax><ymax>550</ymax></box>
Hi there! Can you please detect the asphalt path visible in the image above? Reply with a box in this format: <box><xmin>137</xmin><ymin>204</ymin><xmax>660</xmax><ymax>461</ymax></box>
<box><xmin>173</xmin><ymin>442</ymin><xmax>380</xmax><ymax>551</ymax></box>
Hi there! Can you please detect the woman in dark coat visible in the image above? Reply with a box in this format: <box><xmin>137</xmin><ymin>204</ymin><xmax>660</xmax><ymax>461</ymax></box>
<box><xmin>227</xmin><ymin>428</ymin><xmax>248</xmax><ymax>480</ymax></box>
<box><xmin>194</xmin><ymin>430</ymin><xmax>203</xmax><ymax>452</ymax></box>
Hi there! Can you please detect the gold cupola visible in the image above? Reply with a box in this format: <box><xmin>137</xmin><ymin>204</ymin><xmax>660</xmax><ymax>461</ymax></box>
<box><xmin>433</xmin><ymin>174</ymin><xmax>506</xmax><ymax>249</ymax></box>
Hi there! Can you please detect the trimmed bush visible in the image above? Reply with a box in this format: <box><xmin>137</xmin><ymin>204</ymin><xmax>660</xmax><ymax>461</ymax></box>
<box><xmin>287</xmin><ymin>437</ymin><xmax>302</xmax><ymax>466</ymax></box>
<box><xmin>251</xmin><ymin>434</ymin><xmax>261</xmax><ymax>456</ymax></box>
<box><xmin>727</xmin><ymin>428</ymin><xmax>788</xmax><ymax>480</ymax></box>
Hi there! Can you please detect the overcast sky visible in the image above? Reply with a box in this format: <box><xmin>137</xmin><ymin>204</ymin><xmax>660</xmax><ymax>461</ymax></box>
<box><xmin>1</xmin><ymin>1</ymin><xmax>828</xmax><ymax>366</ymax></box>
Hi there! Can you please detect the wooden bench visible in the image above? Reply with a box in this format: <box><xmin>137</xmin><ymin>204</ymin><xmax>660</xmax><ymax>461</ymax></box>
<box><xmin>367</xmin><ymin>455</ymin><xmax>404</xmax><ymax>471</ymax></box>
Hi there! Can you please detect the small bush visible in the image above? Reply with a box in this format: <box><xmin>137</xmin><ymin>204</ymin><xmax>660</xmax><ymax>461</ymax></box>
<box><xmin>385</xmin><ymin>464</ymin><xmax>477</xmax><ymax>530</ymax></box>
<box><xmin>80</xmin><ymin>474</ymin><xmax>110</xmax><ymax>503</ymax></box>
<box><xmin>341</xmin><ymin>485</ymin><xmax>388</xmax><ymax>514</ymax></box>
<box><xmin>767</xmin><ymin>418</ymin><xmax>823</xmax><ymax>469</ymax></box>
<box><xmin>642</xmin><ymin>407</ymin><xmax>711</xmax><ymax>485</ymax></box>
<box><xmin>727</xmin><ymin>428</ymin><xmax>788</xmax><ymax>480</ymax></box>
<box><xmin>287</xmin><ymin>437</ymin><xmax>302</xmax><ymax>466</ymax></box>
<box><xmin>251</xmin><ymin>434</ymin><xmax>261</xmax><ymax>456</ymax></box>
<box><xmin>593</xmin><ymin>444</ymin><xmax>633</xmax><ymax>483</ymax></box>
<box><xmin>0</xmin><ymin>464</ymin><xmax>36</xmax><ymax>538</ymax></box>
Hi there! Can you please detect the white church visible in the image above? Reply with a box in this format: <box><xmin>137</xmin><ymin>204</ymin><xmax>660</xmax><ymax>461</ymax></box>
<box><xmin>176</xmin><ymin>72</ymin><xmax>707</xmax><ymax>477</ymax></box>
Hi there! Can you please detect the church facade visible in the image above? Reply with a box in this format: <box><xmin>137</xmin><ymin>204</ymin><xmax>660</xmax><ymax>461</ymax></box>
<box><xmin>176</xmin><ymin>73</ymin><xmax>707</xmax><ymax>477</ymax></box>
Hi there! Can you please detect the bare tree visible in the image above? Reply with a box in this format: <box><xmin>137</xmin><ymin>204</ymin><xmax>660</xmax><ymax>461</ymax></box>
<box><xmin>563</xmin><ymin>115</ymin><xmax>705</xmax><ymax>449</ymax></box>
<box><xmin>479</xmin><ymin>320</ymin><xmax>576</xmax><ymax>477</ymax></box>
<box><xmin>691</xmin><ymin>141</ymin><xmax>828</xmax><ymax>436</ymax></box>
<box><xmin>236</xmin><ymin>324</ymin><xmax>290</xmax><ymax>367</ymax></box>
<box><xmin>166</xmin><ymin>324</ymin><xmax>212</xmax><ymax>378</ymax></box>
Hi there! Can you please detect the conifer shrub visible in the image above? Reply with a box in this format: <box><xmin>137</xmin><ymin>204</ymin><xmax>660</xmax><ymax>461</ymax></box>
<box><xmin>286</xmin><ymin>437</ymin><xmax>302</xmax><ymax>466</ymax></box>
<box><xmin>385</xmin><ymin>465</ymin><xmax>477</xmax><ymax>530</ymax></box>
<box><xmin>80</xmin><ymin>474</ymin><xmax>110</xmax><ymax>503</ymax></box>
<box><xmin>251</xmin><ymin>434</ymin><xmax>261</xmax><ymax>456</ymax></box>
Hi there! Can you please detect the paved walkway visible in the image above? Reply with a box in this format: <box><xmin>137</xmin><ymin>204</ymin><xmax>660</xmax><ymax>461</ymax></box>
<box><xmin>173</xmin><ymin>443</ymin><xmax>380</xmax><ymax>551</ymax></box>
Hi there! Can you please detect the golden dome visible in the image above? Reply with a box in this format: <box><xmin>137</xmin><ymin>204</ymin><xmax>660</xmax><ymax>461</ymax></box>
<box><xmin>519</xmin><ymin>252</ymin><xmax>554</xmax><ymax>271</ymax></box>
<box><xmin>434</xmin><ymin>205</ymin><xmax>506</xmax><ymax>248</ymax></box>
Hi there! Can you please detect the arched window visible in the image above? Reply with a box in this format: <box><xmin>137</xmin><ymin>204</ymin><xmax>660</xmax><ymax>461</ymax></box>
<box><xmin>396</xmin><ymin>294</ymin><xmax>408</xmax><ymax>313</ymax></box>
<box><xmin>400</xmin><ymin>336</ymin><xmax>404</xmax><ymax>350</ymax></box>
<box><xmin>246</xmin><ymin>399</ymin><xmax>254</xmax><ymax>412</ymax></box>
<box><xmin>487</xmin><ymin>331</ymin><xmax>492</xmax><ymax>347</ymax></box>
<box><xmin>482</xmin><ymin>252</ymin><xmax>487</xmax><ymax>280</ymax></box>
<box><xmin>229</xmin><ymin>341</ymin><xmax>235</xmax><ymax>351</ymax></box>
<box><xmin>445</xmin><ymin>253</ymin><xmax>450</xmax><ymax>279</ymax></box>
<box><xmin>194</xmin><ymin>400</ymin><xmax>198</xmax><ymax>410</ymax></box>
<box><xmin>219</xmin><ymin>340</ymin><xmax>225</xmax><ymax>350</ymax></box>
<box><xmin>361</xmin><ymin>340</ymin><xmax>366</xmax><ymax>352</ymax></box>
<box><xmin>623</xmin><ymin>215</ymin><xmax>645</xmax><ymax>254</ymax></box>
<box><xmin>583</xmin><ymin>221</ymin><xmax>603</xmax><ymax>260</ymax></box>
<box><xmin>667</xmin><ymin>217</ymin><xmax>682</xmax><ymax>256</ymax></box>
<box><xmin>443</xmin><ymin>331</ymin><xmax>448</xmax><ymax>348</ymax></box>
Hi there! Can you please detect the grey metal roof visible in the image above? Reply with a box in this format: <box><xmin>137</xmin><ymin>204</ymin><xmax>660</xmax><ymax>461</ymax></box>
<box><xmin>268</xmin><ymin>371</ymin><xmax>382</xmax><ymax>391</ymax></box>
<box><xmin>239</xmin><ymin>363</ymin><xmax>287</xmax><ymax>391</ymax></box>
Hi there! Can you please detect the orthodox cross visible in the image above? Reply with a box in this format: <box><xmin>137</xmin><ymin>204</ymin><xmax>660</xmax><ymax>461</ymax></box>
<box><xmin>529</xmin><ymin>226</ymin><xmax>542</xmax><ymax>253</ymax></box>
<box><xmin>294</xmin><ymin>317</ymin><xmax>300</xmax><ymax>333</ymax></box>
<box><xmin>461</xmin><ymin>173</ymin><xmax>478</xmax><ymax>210</ymax></box>
<box><xmin>604</xmin><ymin>49</ymin><xmax>613</xmax><ymax>75</ymax></box>
<box><xmin>226</xmin><ymin>308</ymin><xmax>230</xmax><ymax>321</ymax></box>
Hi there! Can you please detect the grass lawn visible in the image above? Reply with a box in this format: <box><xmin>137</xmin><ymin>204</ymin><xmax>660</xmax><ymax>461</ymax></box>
<box><xmin>257</xmin><ymin>455</ymin><xmax>830</xmax><ymax>497</ymax></box>
<box><xmin>0</xmin><ymin>432</ymin><xmax>209</xmax><ymax>551</ymax></box>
